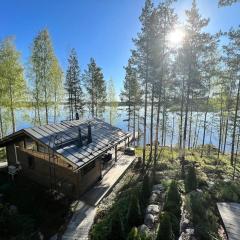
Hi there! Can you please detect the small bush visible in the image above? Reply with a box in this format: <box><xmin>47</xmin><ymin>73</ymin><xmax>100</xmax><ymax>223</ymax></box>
<box><xmin>156</xmin><ymin>212</ymin><xmax>175</xmax><ymax>240</ymax></box>
<box><xmin>186</xmin><ymin>192</ymin><xmax>218</xmax><ymax>240</ymax></box>
<box><xmin>185</xmin><ymin>165</ymin><xmax>197</xmax><ymax>193</ymax></box>
<box><xmin>141</xmin><ymin>174</ymin><xmax>151</xmax><ymax>206</ymax></box>
<box><xmin>212</xmin><ymin>181</ymin><xmax>240</xmax><ymax>202</ymax></box>
<box><xmin>127</xmin><ymin>227</ymin><xmax>141</xmax><ymax>240</ymax></box>
<box><xmin>108</xmin><ymin>210</ymin><xmax>125</xmax><ymax>240</ymax></box>
<box><xmin>164</xmin><ymin>181</ymin><xmax>181</xmax><ymax>219</ymax></box>
<box><xmin>127</xmin><ymin>191</ymin><xmax>142</xmax><ymax>231</ymax></box>
<box><xmin>163</xmin><ymin>181</ymin><xmax>181</xmax><ymax>237</ymax></box>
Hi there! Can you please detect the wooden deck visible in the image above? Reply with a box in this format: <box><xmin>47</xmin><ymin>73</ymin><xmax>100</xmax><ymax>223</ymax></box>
<box><xmin>217</xmin><ymin>202</ymin><xmax>240</xmax><ymax>240</ymax></box>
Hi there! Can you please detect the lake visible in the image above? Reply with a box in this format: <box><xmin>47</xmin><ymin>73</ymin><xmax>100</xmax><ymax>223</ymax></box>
<box><xmin>5</xmin><ymin>105</ymin><xmax>231</xmax><ymax>152</ymax></box>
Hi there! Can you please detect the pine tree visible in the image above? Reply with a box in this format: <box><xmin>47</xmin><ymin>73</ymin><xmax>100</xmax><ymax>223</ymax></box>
<box><xmin>223</xmin><ymin>28</ymin><xmax>240</xmax><ymax>165</ymax></box>
<box><xmin>65</xmin><ymin>48</ymin><xmax>83</xmax><ymax>120</ymax></box>
<box><xmin>134</xmin><ymin>0</ymin><xmax>154</xmax><ymax>168</ymax></box>
<box><xmin>179</xmin><ymin>0</ymin><xmax>211</xmax><ymax>165</ymax></box>
<box><xmin>219</xmin><ymin>0</ymin><xmax>239</xmax><ymax>6</ymax></box>
<box><xmin>107</xmin><ymin>78</ymin><xmax>118</xmax><ymax>125</ymax></box>
<box><xmin>83</xmin><ymin>58</ymin><xmax>106</xmax><ymax>118</ymax></box>
<box><xmin>121</xmin><ymin>52</ymin><xmax>142</xmax><ymax>140</ymax></box>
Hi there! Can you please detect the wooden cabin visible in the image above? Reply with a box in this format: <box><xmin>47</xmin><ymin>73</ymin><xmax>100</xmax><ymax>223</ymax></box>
<box><xmin>0</xmin><ymin>118</ymin><xmax>130</xmax><ymax>198</ymax></box>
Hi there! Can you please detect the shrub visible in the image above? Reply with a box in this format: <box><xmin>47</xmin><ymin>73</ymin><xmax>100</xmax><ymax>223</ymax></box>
<box><xmin>127</xmin><ymin>191</ymin><xmax>142</xmax><ymax>231</ymax></box>
<box><xmin>127</xmin><ymin>227</ymin><xmax>141</xmax><ymax>240</ymax></box>
<box><xmin>156</xmin><ymin>212</ymin><xmax>175</xmax><ymax>240</ymax></box>
<box><xmin>212</xmin><ymin>181</ymin><xmax>240</xmax><ymax>202</ymax></box>
<box><xmin>164</xmin><ymin>181</ymin><xmax>181</xmax><ymax>219</ymax></box>
<box><xmin>185</xmin><ymin>165</ymin><xmax>197</xmax><ymax>193</ymax></box>
<box><xmin>108</xmin><ymin>210</ymin><xmax>125</xmax><ymax>240</ymax></box>
<box><xmin>186</xmin><ymin>192</ymin><xmax>218</xmax><ymax>240</ymax></box>
<box><xmin>163</xmin><ymin>181</ymin><xmax>181</xmax><ymax>237</ymax></box>
<box><xmin>141</xmin><ymin>174</ymin><xmax>151</xmax><ymax>206</ymax></box>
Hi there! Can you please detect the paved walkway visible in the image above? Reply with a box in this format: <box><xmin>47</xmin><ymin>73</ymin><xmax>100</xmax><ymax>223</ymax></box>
<box><xmin>61</xmin><ymin>154</ymin><xmax>135</xmax><ymax>240</ymax></box>
<box><xmin>217</xmin><ymin>202</ymin><xmax>240</xmax><ymax>240</ymax></box>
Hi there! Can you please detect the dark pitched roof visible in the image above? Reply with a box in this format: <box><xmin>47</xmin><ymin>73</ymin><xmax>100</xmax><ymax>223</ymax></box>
<box><xmin>0</xmin><ymin>118</ymin><xmax>130</xmax><ymax>168</ymax></box>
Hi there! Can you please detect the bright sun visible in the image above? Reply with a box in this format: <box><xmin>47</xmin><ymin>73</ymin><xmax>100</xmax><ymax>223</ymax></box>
<box><xmin>168</xmin><ymin>28</ymin><xmax>185</xmax><ymax>46</ymax></box>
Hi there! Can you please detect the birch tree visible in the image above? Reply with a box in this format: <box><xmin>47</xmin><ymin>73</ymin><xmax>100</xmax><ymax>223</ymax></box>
<box><xmin>0</xmin><ymin>37</ymin><xmax>26</xmax><ymax>133</ymax></box>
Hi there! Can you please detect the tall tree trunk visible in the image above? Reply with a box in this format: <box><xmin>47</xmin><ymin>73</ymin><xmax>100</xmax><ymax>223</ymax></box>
<box><xmin>170</xmin><ymin>113</ymin><xmax>175</xmax><ymax>152</ymax></box>
<box><xmin>9</xmin><ymin>84</ymin><xmax>16</xmax><ymax>133</ymax></box>
<box><xmin>218</xmin><ymin>89</ymin><xmax>224</xmax><ymax>159</ymax></box>
<box><xmin>0</xmin><ymin>108</ymin><xmax>3</xmax><ymax>138</ymax></box>
<box><xmin>137</xmin><ymin>109</ymin><xmax>140</xmax><ymax>146</ymax></box>
<box><xmin>231</xmin><ymin>79</ymin><xmax>240</xmax><ymax>165</ymax></box>
<box><xmin>133</xmin><ymin>102</ymin><xmax>136</xmax><ymax>147</ymax></box>
<box><xmin>188</xmin><ymin>99</ymin><xmax>193</xmax><ymax>149</ymax></box>
<box><xmin>233</xmin><ymin>126</ymin><xmax>240</xmax><ymax>180</ymax></box>
<box><xmin>182</xmin><ymin>84</ymin><xmax>190</xmax><ymax>161</ymax></box>
<box><xmin>54</xmin><ymin>92</ymin><xmax>57</xmax><ymax>123</ymax></box>
<box><xmin>153</xmin><ymin>92</ymin><xmax>161</xmax><ymax>179</ymax></box>
<box><xmin>149</xmin><ymin>85</ymin><xmax>154</xmax><ymax>161</ymax></box>
<box><xmin>223</xmin><ymin>112</ymin><xmax>229</xmax><ymax>155</ymax></box>
<box><xmin>193</xmin><ymin>112</ymin><xmax>199</xmax><ymax>148</ymax></box>
<box><xmin>44</xmin><ymin>88</ymin><xmax>48</xmax><ymax>124</ymax></box>
<box><xmin>142</xmin><ymin>48</ymin><xmax>149</xmax><ymax>169</ymax></box>
<box><xmin>179</xmin><ymin>78</ymin><xmax>185</xmax><ymax>155</ymax></box>
<box><xmin>201</xmin><ymin>96</ymin><xmax>209</xmax><ymax>157</ymax></box>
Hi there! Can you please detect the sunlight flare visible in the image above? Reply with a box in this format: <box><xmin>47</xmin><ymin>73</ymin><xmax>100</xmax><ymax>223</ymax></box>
<box><xmin>167</xmin><ymin>28</ymin><xmax>185</xmax><ymax>46</ymax></box>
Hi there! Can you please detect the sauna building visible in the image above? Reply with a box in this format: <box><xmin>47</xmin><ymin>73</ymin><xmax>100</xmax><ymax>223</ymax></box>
<box><xmin>0</xmin><ymin>118</ymin><xmax>130</xmax><ymax>198</ymax></box>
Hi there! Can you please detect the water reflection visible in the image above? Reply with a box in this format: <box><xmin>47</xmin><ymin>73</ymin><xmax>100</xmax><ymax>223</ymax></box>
<box><xmin>1</xmin><ymin>106</ymin><xmax>230</xmax><ymax>152</ymax></box>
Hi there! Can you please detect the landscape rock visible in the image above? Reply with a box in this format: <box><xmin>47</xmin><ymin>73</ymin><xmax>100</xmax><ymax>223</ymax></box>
<box><xmin>138</xmin><ymin>224</ymin><xmax>150</xmax><ymax>235</ymax></box>
<box><xmin>152</xmin><ymin>184</ymin><xmax>164</xmax><ymax>192</ymax></box>
<box><xmin>178</xmin><ymin>228</ymin><xmax>196</xmax><ymax>240</ymax></box>
<box><xmin>149</xmin><ymin>192</ymin><xmax>159</xmax><ymax>204</ymax></box>
<box><xmin>146</xmin><ymin>204</ymin><xmax>160</xmax><ymax>215</ymax></box>
<box><xmin>180</xmin><ymin>217</ymin><xmax>190</xmax><ymax>232</ymax></box>
<box><xmin>144</xmin><ymin>214</ymin><xmax>155</xmax><ymax>228</ymax></box>
<box><xmin>152</xmin><ymin>189</ymin><xmax>162</xmax><ymax>196</ymax></box>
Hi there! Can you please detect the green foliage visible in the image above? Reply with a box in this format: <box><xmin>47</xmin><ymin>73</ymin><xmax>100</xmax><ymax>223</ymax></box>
<box><xmin>108</xmin><ymin>210</ymin><xmax>125</xmax><ymax>240</ymax></box>
<box><xmin>141</xmin><ymin>174</ymin><xmax>151</xmax><ymax>206</ymax></box>
<box><xmin>127</xmin><ymin>191</ymin><xmax>142</xmax><ymax>231</ymax></box>
<box><xmin>212</xmin><ymin>181</ymin><xmax>240</xmax><ymax>202</ymax></box>
<box><xmin>65</xmin><ymin>48</ymin><xmax>83</xmax><ymax>120</ymax></box>
<box><xmin>164</xmin><ymin>181</ymin><xmax>181</xmax><ymax>237</ymax></box>
<box><xmin>219</xmin><ymin>0</ymin><xmax>239</xmax><ymax>6</ymax></box>
<box><xmin>0</xmin><ymin>203</ymin><xmax>38</xmax><ymax>240</ymax></box>
<box><xmin>127</xmin><ymin>227</ymin><xmax>141</xmax><ymax>240</ymax></box>
<box><xmin>0</xmin><ymin>37</ymin><xmax>26</xmax><ymax>132</ymax></box>
<box><xmin>185</xmin><ymin>165</ymin><xmax>198</xmax><ymax>193</ymax></box>
<box><xmin>156</xmin><ymin>212</ymin><xmax>175</xmax><ymax>240</ymax></box>
<box><xmin>29</xmin><ymin>29</ymin><xmax>63</xmax><ymax>125</ymax></box>
<box><xmin>83</xmin><ymin>58</ymin><xmax>106</xmax><ymax>118</ymax></box>
<box><xmin>186</xmin><ymin>192</ymin><xmax>218</xmax><ymax>240</ymax></box>
<box><xmin>0</xmin><ymin>173</ymin><xmax>70</xmax><ymax>239</ymax></box>
<box><xmin>164</xmin><ymin>181</ymin><xmax>181</xmax><ymax>219</ymax></box>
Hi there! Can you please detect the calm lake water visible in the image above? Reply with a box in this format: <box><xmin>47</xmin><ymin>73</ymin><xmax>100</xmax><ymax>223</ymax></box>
<box><xmin>9</xmin><ymin>106</ymin><xmax>231</xmax><ymax>152</ymax></box>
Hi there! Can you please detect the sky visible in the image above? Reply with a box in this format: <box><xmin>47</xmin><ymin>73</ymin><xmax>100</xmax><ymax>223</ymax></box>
<box><xmin>1</xmin><ymin>0</ymin><xmax>240</xmax><ymax>99</ymax></box>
